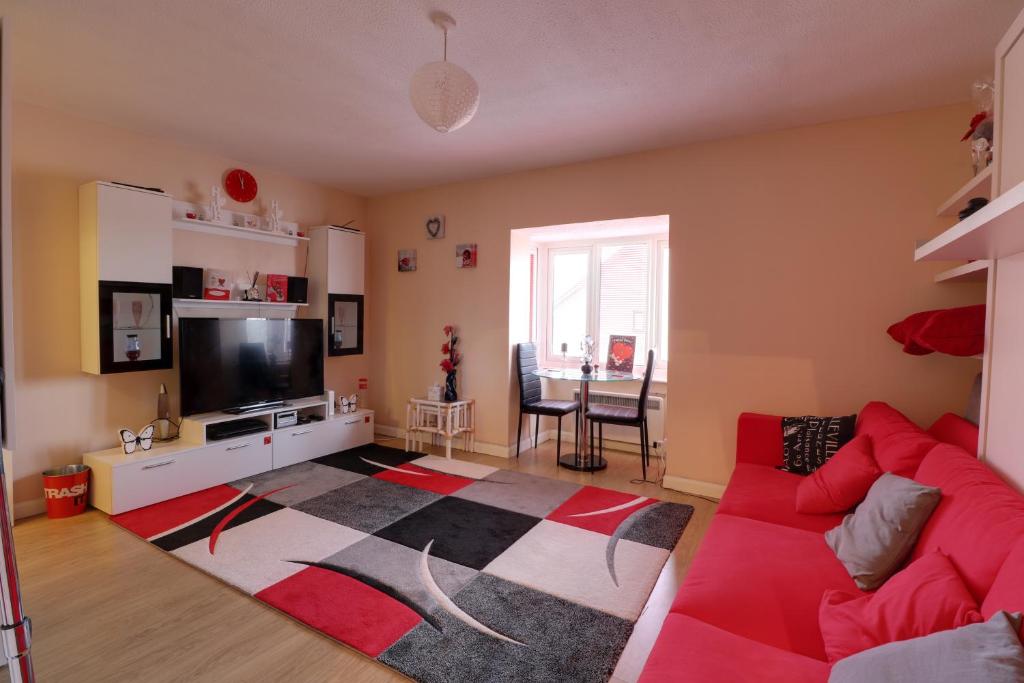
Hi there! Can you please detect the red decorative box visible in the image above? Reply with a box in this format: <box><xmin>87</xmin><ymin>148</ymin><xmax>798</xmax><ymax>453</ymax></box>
<box><xmin>203</xmin><ymin>287</ymin><xmax>230</xmax><ymax>300</ymax></box>
<box><xmin>266</xmin><ymin>274</ymin><xmax>288</xmax><ymax>303</ymax></box>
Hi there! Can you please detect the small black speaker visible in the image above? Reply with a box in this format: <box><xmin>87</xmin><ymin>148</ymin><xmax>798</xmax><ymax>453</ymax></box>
<box><xmin>287</xmin><ymin>276</ymin><xmax>308</xmax><ymax>304</ymax></box>
<box><xmin>173</xmin><ymin>266</ymin><xmax>204</xmax><ymax>299</ymax></box>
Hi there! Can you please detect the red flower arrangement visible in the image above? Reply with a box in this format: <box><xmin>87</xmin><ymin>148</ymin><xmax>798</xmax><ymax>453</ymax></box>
<box><xmin>440</xmin><ymin>325</ymin><xmax>462</xmax><ymax>400</ymax></box>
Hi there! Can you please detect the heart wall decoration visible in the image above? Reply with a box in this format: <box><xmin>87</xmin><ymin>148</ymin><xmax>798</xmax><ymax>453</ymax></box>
<box><xmin>425</xmin><ymin>215</ymin><xmax>446</xmax><ymax>239</ymax></box>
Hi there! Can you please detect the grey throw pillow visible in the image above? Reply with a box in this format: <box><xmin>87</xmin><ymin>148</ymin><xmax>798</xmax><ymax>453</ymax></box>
<box><xmin>829</xmin><ymin>611</ymin><xmax>1024</xmax><ymax>683</ymax></box>
<box><xmin>824</xmin><ymin>473</ymin><xmax>940</xmax><ymax>590</ymax></box>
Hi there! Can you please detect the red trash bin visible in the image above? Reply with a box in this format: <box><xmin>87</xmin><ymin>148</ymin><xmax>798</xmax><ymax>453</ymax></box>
<box><xmin>42</xmin><ymin>464</ymin><xmax>91</xmax><ymax>519</ymax></box>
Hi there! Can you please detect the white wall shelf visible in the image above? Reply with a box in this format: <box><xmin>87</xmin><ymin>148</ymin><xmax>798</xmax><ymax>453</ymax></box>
<box><xmin>934</xmin><ymin>260</ymin><xmax>991</xmax><ymax>283</ymax></box>
<box><xmin>172</xmin><ymin>217</ymin><xmax>308</xmax><ymax>246</ymax></box>
<box><xmin>915</xmin><ymin>179</ymin><xmax>1024</xmax><ymax>262</ymax></box>
<box><xmin>937</xmin><ymin>166</ymin><xmax>993</xmax><ymax>217</ymax></box>
<box><xmin>171</xmin><ymin>199</ymin><xmax>307</xmax><ymax>247</ymax></box>
<box><xmin>173</xmin><ymin>298</ymin><xmax>307</xmax><ymax>313</ymax></box>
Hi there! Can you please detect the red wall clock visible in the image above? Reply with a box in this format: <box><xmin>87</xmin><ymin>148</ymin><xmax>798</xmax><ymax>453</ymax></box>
<box><xmin>224</xmin><ymin>168</ymin><xmax>258</xmax><ymax>203</ymax></box>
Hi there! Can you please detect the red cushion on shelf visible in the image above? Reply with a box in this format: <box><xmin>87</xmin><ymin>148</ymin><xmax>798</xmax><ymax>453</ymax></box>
<box><xmin>796</xmin><ymin>435</ymin><xmax>881</xmax><ymax>514</ymax></box>
<box><xmin>886</xmin><ymin>305</ymin><xmax>986</xmax><ymax>357</ymax></box>
<box><xmin>887</xmin><ymin>310</ymin><xmax>939</xmax><ymax>355</ymax></box>
<box><xmin>914</xmin><ymin>304</ymin><xmax>986</xmax><ymax>357</ymax></box>
<box><xmin>818</xmin><ymin>551</ymin><xmax>983</xmax><ymax>665</ymax></box>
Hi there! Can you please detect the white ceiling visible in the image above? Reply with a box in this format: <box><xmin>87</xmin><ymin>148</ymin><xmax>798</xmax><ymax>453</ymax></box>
<box><xmin>4</xmin><ymin>0</ymin><xmax>1023</xmax><ymax>195</ymax></box>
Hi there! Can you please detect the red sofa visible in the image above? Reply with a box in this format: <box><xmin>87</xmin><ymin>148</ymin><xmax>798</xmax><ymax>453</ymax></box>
<box><xmin>639</xmin><ymin>402</ymin><xmax>1024</xmax><ymax>682</ymax></box>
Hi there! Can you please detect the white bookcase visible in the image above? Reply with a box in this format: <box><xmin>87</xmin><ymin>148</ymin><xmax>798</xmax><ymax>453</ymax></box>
<box><xmin>305</xmin><ymin>226</ymin><xmax>365</xmax><ymax>356</ymax></box>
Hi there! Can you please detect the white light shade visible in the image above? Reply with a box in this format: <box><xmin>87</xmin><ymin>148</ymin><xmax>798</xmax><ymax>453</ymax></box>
<box><xmin>409</xmin><ymin>60</ymin><xmax>480</xmax><ymax>133</ymax></box>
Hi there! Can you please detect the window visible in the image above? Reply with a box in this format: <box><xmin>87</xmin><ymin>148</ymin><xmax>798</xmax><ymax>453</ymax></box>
<box><xmin>540</xmin><ymin>235</ymin><xmax>669</xmax><ymax>370</ymax></box>
<box><xmin>548</xmin><ymin>249</ymin><xmax>590</xmax><ymax>357</ymax></box>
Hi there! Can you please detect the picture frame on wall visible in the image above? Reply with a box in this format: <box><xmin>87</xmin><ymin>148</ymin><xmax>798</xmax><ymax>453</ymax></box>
<box><xmin>398</xmin><ymin>249</ymin><xmax>417</xmax><ymax>272</ymax></box>
<box><xmin>456</xmin><ymin>243</ymin><xmax>477</xmax><ymax>268</ymax></box>
<box><xmin>425</xmin><ymin>215</ymin><xmax>445</xmax><ymax>239</ymax></box>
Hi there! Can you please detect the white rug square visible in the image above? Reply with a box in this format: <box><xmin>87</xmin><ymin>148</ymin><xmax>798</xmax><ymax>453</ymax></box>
<box><xmin>172</xmin><ymin>508</ymin><xmax>366</xmax><ymax>594</ymax></box>
<box><xmin>483</xmin><ymin>519</ymin><xmax>669</xmax><ymax>620</ymax></box>
<box><xmin>410</xmin><ymin>454</ymin><xmax>499</xmax><ymax>480</ymax></box>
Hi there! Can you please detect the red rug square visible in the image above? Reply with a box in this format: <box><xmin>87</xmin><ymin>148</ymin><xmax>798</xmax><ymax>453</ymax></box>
<box><xmin>112</xmin><ymin>485</ymin><xmax>243</xmax><ymax>539</ymax></box>
<box><xmin>373</xmin><ymin>464</ymin><xmax>474</xmax><ymax>495</ymax></box>
<box><xmin>255</xmin><ymin>566</ymin><xmax>422</xmax><ymax>657</ymax></box>
<box><xmin>546</xmin><ymin>486</ymin><xmax>657</xmax><ymax>535</ymax></box>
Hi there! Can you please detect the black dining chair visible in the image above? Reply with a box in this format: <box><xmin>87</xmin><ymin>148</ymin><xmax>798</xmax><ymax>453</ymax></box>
<box><xmin>515</xmin><ymin>342</ymin><xmax>581</xmax><ymax>460</ymax></box>
<box><xmin>586</xmin><ymin>349</ymin><xmax>656</xmax><ymax>479</ymax></box>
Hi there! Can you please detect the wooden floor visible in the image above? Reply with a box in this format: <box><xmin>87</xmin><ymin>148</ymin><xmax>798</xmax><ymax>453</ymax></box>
<box><xmin>12</xmin><ymin>437</ymin><xmax>716</xmax><ymax>682</ymax></box>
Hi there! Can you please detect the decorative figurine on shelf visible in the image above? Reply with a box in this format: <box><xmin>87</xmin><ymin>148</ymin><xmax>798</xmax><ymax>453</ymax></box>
<box><xmin>962</xmin><ymin>79</ymin><xmax>994</xmax><ymax>176</ymax></box>
<box><xmin>119</xmin><ymin>424</ymin><xmax>155</xmax><ymax>455</ymax></box>
<box><xmin>580</xmin><ymin>334</ymin><xmax>595</xmax><ymax>374</ymax></box>
<box><xmin>209</xmin><ymin>185</ymin><xmax>226</xmax><ymax>224</ymax></box>
<box><xmin>268</xmin><ymin>199</ymin><xmax>283</xmax><ymax>233</ymax></box>
<box><xmin>440</xmin><ymin>324</ymin><xmax>461</xmax><ymax>401</ymax></box>
<box><xmin>243</xmin><ymin>271</ymin><xmax>261</xmax><ymax>301</ymax></box>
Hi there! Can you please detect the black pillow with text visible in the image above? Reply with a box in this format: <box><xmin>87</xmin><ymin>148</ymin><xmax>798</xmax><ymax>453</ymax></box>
<box><xmin>780</xmin><ymin>414</ymin><xmax>856</xmax><ymax>475</ymax></box>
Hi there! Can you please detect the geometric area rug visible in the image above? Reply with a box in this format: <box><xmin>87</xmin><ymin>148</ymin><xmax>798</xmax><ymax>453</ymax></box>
<box><xmin>110</xmin><ymin>443</ymin><xmax>694</xmax><ymax>682</ymax></box>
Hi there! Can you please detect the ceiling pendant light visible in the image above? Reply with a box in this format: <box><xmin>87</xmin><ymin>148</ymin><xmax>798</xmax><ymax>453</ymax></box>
<box><xmin>409</xmin><ymin>11</ymin><xmax>479</xmax><ymax>133</ymax></box>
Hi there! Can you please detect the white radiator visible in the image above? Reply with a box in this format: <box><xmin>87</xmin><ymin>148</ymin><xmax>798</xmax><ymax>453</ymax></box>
<box><xmin>572</xmin><ymin>389</ymin><xmax>665</xmax><ymax>445</ymax></box>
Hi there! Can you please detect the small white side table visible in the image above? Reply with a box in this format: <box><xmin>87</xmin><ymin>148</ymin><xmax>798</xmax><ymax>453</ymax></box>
<box><xmin>405</xmin><ymin>398</ymin><xmax>475</xmax><ymax>459</ymax></box>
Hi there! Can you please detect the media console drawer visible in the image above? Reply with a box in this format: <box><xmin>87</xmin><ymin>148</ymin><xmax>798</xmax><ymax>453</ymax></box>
<box><xmin>103</xmin><ymin>436</ymin><xmax>272</xmax><ymax>515</ymax></box>
<box><xmin>272</xmin><ymin>410</ymin><xmax>374</xmax><ymax>469</ymax></box>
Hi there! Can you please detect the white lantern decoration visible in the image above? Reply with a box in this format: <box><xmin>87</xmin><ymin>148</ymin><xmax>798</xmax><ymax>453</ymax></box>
<box><xmin>409</xmin><ymin>12</ymin><xmax>479</xmax><ymax>133</ymax></box>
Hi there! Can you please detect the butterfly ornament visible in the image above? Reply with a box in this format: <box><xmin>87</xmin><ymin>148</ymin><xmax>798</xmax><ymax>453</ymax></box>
<box><xmin>120</xmin><ymin>424</ymin><xmax>155</xmax><ymax>455</ymax></box>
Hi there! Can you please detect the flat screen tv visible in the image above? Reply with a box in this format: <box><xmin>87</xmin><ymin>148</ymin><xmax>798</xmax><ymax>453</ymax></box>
<box><xmin>179</xmin><ymin>318</ymin><xmax>324</xmax><ymax>415</ymax></box>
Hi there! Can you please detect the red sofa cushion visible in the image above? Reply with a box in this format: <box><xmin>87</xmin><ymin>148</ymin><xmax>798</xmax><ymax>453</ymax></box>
<box><xmin>912</xmin><ymin>444</ymin><xmax>1024</xmax><ymax>601</ymax></box>
<box><xmin>796</xmin><ymin>434</ymin><xmax>880</xmax><ymax>514</ymax></box>
<box><xmin>736</xmin><ymin>412</ymin><xmax>784</xmax><ymax>467</ymax></box>
<box><xmin>981</xmin><ymin>537</ymin><xmax>1024</xmax><ymax>637</ymax></box>
<box><xmin>670</xmin><ymin>513</ymin><xmax>860</xmax><ymax>660</ymax></box>
<box><xmin>926</xmin><ymin>412</ymin><xmax>979</xmax><ymax>454</ymax></box>
<box><xmin>818</xmin><ymin>551</ymin><xmax>982</xmax><ymax>664</ymax></box>
<box><xmin>719</xmin><ymin>464</ymin><xmax>846</xmax><ymax>533</ymax></box>
<box><xmin>855</xmin><ymin>401</ymin><xmax>938</xmax><ymax>477</ymax></box>
<box><xmin>638</xmin><ymin>613</ymin><xmax>828</xmax><ymax>683</ymax></box>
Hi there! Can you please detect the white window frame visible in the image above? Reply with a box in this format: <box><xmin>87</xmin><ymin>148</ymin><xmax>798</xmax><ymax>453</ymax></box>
<box><xmin>537</xmin><ymin>234</ymin><xmax>669</xmax><ymax>373</ymax></box>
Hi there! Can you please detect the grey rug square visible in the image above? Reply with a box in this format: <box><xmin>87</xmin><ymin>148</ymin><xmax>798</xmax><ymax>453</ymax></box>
<box><xmin>380</xmin><ymin>572</ymin><xmax>633</xmax><ymax>683</ymax></box>
<box><xmin>322</xmin><ymin>534</ymin><xmax>478</xmax><ymax>611</ymax></box>
<box><xmin>230</xmin><ymin>461</ymin><xmax>365</xmax><ymax>507</ymax></box>
<box><xmin>453</xmin><ymin>470</ymin><xmax>582</xmax><ymax>517</ymax></box>
<box><xmin>294</xmin><ymin>477</ymin><xmax>440</xmax><ymax>534</ymax></box>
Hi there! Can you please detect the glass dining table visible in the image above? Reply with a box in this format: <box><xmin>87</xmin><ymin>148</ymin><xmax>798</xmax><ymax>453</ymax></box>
<box><xmin>532</xmin><ymin>368</ymin><xmax>639</xmax><ymax>472</ymax></box>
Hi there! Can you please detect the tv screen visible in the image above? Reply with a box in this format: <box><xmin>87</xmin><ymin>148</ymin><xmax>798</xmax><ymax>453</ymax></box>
<box><xmin>179</xmin><ymin>318</ymin><xmax>324</xmax><ymax>415</ymax></box>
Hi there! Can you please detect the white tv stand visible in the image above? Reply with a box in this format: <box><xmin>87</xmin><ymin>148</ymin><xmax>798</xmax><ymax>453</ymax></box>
<box><xmin>84</xmin><ymin>397</ymin><xmax>374</xmax><ymax>514</ymax></box>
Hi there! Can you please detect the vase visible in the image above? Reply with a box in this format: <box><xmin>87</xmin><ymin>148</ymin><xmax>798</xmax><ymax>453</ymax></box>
<box><xmin>444</xmin><ymin>371</ymin><xmax>458</xmax><ymax>402</ymax></box>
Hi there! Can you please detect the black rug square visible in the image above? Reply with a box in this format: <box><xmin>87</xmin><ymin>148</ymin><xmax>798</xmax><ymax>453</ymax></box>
<box><xmin>314</xmin><ymin>442</ymin><xmax>422</xmax><ymax>476</ymax></box>
<box><xmin>380</xmin><ymin>573</ymin><xmax>633</xmax><ymax>683</ymax></box>
<box><xmin>375</xmin><ymin>497</ymin><xmax>540</xmax><ymax>570</ymax></box>
<box><xmin>152</xmin><ymin>495</ymin><xmax>283</xmax><ymax>552</ymax></box>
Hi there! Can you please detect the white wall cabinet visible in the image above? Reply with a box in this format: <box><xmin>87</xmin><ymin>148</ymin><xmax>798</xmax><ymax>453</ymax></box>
<box><xmin>80</xmin><ymin>182</ymin><xmax>174</xmax><ymax>374</ymax></box>
<box><xmin>306</xmin><ymin>226</ymin><xmax>366</xmax><ymax>356</ymax></box>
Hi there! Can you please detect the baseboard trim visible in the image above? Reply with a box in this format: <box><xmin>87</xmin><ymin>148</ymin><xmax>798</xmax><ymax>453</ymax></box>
<box><xmin>375</xmin><ymin>425</ymin><xmax>511</xmax><ymax>459</ymax></box>
<box><xmin>662</xmin><ymin>475</ymin><xmax>725</xmax><ymax>501</ymax></box>
<box><xmin>14</xmin><ymin>498</ymin><xmax>46</xmax><ymax>520</ymax></box>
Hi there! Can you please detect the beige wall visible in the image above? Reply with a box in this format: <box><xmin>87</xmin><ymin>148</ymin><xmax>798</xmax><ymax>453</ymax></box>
<box><xmin>367</xmin><ymin>103</ymin><xmax>985</xmax><ymax>492</ymax></box>
<box><xmin>11</xmin><ymin>102</ymin><xmax>367</xmax><ymax>513</ymax></box>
